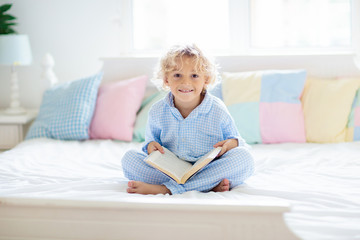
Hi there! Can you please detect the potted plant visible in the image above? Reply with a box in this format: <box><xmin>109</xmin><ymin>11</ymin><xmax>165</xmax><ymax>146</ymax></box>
<box><xmin>0</xmin><ymin>3</ymin><xmax>17</xmax><ymax>34</ymax></box>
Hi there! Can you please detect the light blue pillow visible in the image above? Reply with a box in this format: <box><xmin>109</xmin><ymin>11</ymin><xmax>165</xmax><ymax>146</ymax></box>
<box><xmin>208</xmin><ymin>81</ymin><xmax>223</xmax><ymax>100</ymax></box>
<box><xmin>26</xmin><ymin>72</ymin><xmax>103</xmax><ymax>140</ymax></box>
<box><xmin>132</xmin><ymin>90</ymin><xmax>167</xmax><ymax>142</ymax></box>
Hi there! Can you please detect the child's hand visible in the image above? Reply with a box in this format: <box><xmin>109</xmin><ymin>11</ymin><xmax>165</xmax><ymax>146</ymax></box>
<box><xmin>214</xmin><ymin>139</ymin><xmax>238</xmax><ymax>157</ymax></box>
<box><xmin>147</xmin><ymin>141</ymin><xmax>165</xmax><ymax>155</ymax></box>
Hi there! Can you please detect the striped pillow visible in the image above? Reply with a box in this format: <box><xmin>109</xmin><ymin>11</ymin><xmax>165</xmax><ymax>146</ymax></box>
<box><xmin>26</xmin><ymin>72</ymin><xmax>103</xmax><ymax>140</ymax></box>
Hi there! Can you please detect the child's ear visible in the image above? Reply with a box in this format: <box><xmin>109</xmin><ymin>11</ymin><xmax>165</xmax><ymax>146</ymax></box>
<box><xmin>164</xmin><ymin>77</ymin><xmax>169</xmax><ymax>86</ymax></box>
<box><xmin>205</xmin><ymin>76</ymin><xmax>210</xmax><ymax>84</ymax></box>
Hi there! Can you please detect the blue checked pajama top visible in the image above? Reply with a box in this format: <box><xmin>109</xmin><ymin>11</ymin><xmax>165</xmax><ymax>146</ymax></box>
<box><xmin>143</xmin><ymin>91</ymin><xmax>244</xmax><ymax>159</ymax></box>
<box><xmin>122</xmin><ymin>91</ymin><xmax>254</xmax><ymax>194</ymax></box>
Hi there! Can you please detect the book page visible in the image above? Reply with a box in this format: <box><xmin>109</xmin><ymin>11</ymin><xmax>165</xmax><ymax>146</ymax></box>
<box><xmin>182</xmin><ymin>147</ymin><xmax>222</xmax><ymax>183</ymax></box>
<box><xmin>191</xmin><ymin>147</ymin><xmax>222</xmax><ymax>169</ymax></box>
<box><xmin>145</xmin><ymin>148</ymin><xmax>193</xmax><ymax>183</ymax></box>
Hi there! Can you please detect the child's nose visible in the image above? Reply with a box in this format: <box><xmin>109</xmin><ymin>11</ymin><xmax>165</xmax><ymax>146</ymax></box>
<box><xmin>182</xmin><ymin>76</ymin><xmax>192</xmax><ymax>84</ymax></box>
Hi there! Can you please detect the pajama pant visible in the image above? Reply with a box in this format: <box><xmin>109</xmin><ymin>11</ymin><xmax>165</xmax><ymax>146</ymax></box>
<box><xmin>121</xmin><ymin>146</ymin><xmax>254</xmax><ymax>194</ymax></box>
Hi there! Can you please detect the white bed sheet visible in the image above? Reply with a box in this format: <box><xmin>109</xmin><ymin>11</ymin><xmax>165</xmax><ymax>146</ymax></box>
<box><xmin>0</xmin><ymin>138</ymin><xmax>359</xmax><ymax>240</ymax></box>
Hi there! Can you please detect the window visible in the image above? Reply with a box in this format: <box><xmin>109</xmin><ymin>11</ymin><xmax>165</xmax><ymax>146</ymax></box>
<box><xmin>120</xmin><ymin>0</ymin><xmax>356</xmax><ymax>55</ymax></box>
<box><xmin>132</xmin><ymin>0</ymin><xmax>230</xmax><ymax>52</ymax></box>
<box><xmin>250</xmin><ymin>0</ymin><xmax>352</xmax><ymax>49</ymax></box>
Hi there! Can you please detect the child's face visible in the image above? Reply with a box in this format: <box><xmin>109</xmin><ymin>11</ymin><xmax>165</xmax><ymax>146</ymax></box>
<box><xmin>165</xmin><ymin>56</ymin><xmax>209</xmax><ymax>108</ymax></box>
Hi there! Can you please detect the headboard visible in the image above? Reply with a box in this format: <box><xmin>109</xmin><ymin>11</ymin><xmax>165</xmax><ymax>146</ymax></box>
<box><xmin>42</xmin><ymin>54</ymin><xmax>360</xmax><ymax>90</ymax></box>
<box><xmin>100</xmin><ymin>54</ymin><xmax>360</xmax><ymax>82</ymax></box>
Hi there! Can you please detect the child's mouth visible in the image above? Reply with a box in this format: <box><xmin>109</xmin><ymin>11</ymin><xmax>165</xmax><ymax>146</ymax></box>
<box><xmin>179</xmin><ymin>89</ymin><xmax>193</xmax><ymax>93</ymax></box>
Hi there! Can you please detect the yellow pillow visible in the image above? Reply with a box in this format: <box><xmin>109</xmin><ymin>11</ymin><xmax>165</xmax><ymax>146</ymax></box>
<box><xmin>346</xmin><ymin>127</ymin><xmax>354</xmax><ymax>142</ymax></box>
<box><xmin>301</xmin><ymin>77</ymin><xmax>360</xmax><ymax>143</ymax></box>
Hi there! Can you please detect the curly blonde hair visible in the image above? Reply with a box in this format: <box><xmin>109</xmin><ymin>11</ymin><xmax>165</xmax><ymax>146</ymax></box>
<box><xmin>152</xmin><ymin>44</ymin><xmax>219</xmax><ymax>90</ymax></box>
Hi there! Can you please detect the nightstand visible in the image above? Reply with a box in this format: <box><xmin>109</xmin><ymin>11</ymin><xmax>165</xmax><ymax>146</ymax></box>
<box><xmin>0</xmin><ymin>110</ymin><xmax>37</xmax><ymax>150</ymax></box>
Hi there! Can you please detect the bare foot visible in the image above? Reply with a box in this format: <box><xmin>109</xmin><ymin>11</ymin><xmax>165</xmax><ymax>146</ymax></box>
<box><xmin>127</xmin><ymin>181</ymin><xmax>171</xmax><ymax>195</ymax></box>
<box><xmin>211</xmin><ymin>179</ymin><xmax>230</xmax><ymax>192</ymax></box>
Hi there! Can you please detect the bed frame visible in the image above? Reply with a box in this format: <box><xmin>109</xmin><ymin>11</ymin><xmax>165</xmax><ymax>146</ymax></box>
<box><xmin>0</xmin><ymin>197</ymin><xmax>299</xmax><ymax>239</ymax></box>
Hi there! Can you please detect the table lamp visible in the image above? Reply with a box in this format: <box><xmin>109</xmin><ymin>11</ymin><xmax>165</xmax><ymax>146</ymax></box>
<box><xmin>0</xmin><ymin>34</ymin><xmax>32</xmax><ymax>114</ymax></box>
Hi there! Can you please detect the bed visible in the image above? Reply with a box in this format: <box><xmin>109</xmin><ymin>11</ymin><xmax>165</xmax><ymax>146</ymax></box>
<box><xmin>0</xmin><ymin>56</ymin><xmax>360</xmax><ymax>240</ymax></box>
<box><xmin>1</xmin><ymin>139</ymin><xmax>359</xmax><ymax>239</ymax></box>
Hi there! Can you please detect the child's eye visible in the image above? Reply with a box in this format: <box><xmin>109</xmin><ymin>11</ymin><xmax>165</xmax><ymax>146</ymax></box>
<box><xmin>192</xmin><ymin>74</ymin><xmax>199</xmax><ymax>78</ymax></box>
<box><xmin>174</xmin><ymin>73</ymin><xmax>181</xmax><ymax>78</ymax></box>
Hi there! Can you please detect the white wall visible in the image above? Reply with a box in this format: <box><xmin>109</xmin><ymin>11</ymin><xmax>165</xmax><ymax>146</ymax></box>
<box><xmin>0</xmin><ymin>0</ymin><xmax>122</xmax><ymax>109</ymax></box>
<box><xmin>1</xmin><ymin>0</ymin><xmax>360</xmax><ymax>110</ymax></box>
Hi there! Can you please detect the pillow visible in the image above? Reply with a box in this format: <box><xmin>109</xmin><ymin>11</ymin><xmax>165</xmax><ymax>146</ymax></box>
<box><xmin>89</xmin><ymin>75</ymin><xmax>148</xmax><ymax>141</ymax></box>
<box><xmin>26</xmin><ymin>72</ymin><xmax>103</xmax><ymax>140</ymax></box>
<box><xmin>222</xmin><ymin>70</ymin><xmax>306</xmax><ymax>144</ymax></box>
<box><xmin>301</xmin><ymin>77</ymin><xmax>360</xmax><ymax>143</ymax></box>
<box><xmin>132</xmin><ymin>90</ymin><xmax>167</xmax><ymax>142</ymax></box>
<box><xmin>208</xmin><ymin>81</ymin><xmax>223</xmax><ymax>100</ymax></box>
<box><xmin>346</xmin><ymin>87</ymin><xmax>360</xmax><ymax>141</ymax></box>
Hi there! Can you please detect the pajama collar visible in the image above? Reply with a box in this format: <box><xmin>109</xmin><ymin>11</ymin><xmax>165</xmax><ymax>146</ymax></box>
<box><xmin>164</xmin><ymin>91</ymin><xmax>213</xmax><ymax>120</ymax></box>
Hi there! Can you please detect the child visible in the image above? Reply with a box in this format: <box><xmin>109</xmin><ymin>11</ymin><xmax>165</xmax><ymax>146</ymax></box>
<box><xmin>122</xmin><ymin>44</ymin><xmax>254</xmax><ymax>195</ymax></box>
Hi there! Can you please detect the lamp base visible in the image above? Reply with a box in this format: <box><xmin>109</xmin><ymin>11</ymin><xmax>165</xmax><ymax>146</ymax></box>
<box><xmin>4</xmin><ymin>107</ymin><xmax>27</xmax><ymax>115</ymax></box>
<box><xmin>5</xmin><ymin>68</ymin><xmax>27</xmax><ymax>115</ymax></box>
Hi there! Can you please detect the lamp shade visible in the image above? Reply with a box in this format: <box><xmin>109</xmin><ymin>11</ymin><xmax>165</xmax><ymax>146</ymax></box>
<box><xmin>0</xmin><ymin>34</ymin><xmax>32</xmax><ymax>66</ymax></box>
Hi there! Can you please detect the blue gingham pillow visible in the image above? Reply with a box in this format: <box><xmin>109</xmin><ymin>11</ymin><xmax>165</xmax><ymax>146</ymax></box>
<box><xmin>26</xmin><ymin>72</ymin><xmax>103</xmax><ymax>140</ymax></box>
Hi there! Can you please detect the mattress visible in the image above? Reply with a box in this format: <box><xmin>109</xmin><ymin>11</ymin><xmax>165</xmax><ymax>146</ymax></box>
<box><xmin>0</xmin><ymin>138</ymin><xmax>359</xmax><ymax>239</ymax></box>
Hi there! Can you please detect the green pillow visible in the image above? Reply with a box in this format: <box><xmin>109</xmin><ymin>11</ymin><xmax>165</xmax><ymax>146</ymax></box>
<box><xmin>133</xmin><ymin>91</ymin><xmax>167</xmax><ymax>142</ymax></box>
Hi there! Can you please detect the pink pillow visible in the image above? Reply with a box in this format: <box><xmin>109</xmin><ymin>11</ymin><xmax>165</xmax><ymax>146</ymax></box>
<box><xmin>89</xmin><ymin>75</ymin><xmax>148</xmax><ymax>141</ymax></box>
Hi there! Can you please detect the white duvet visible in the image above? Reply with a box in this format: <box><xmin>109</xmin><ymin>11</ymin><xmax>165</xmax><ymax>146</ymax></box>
<box><xmin>0</xmin><ymin>138</ymin><xmax>359</xmax><ymax>240</ymax></box>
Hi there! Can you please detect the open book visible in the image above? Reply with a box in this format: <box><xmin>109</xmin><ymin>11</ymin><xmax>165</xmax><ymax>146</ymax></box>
<box><xmin>145</xmin><ymin>147</ymin><xmax>222</xmax><ymax>184</ymax></box>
